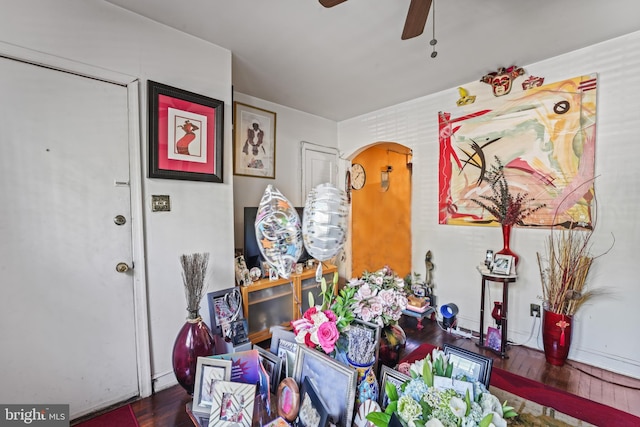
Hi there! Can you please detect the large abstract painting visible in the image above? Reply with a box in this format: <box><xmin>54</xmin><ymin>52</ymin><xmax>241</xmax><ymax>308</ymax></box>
<box><xmin>438</xmin><ymin>74</ymin><xmax>597</xmax><ymax>228</ymax></box>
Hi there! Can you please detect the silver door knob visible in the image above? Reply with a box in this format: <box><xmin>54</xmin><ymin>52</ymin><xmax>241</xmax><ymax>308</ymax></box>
<box><xmin>116</xmin><ymin>262</ymin><xmax>131</xmax><ymax>273</ymax></box>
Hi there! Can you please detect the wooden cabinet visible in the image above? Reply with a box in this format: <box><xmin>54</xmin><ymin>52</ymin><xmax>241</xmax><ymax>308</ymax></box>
<box><xmin>241</xmin><ymin>264</ymin><xmax>337</xmax><ymax>343</ymax></box>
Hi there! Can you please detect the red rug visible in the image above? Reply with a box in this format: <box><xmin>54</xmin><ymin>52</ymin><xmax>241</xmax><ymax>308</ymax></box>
<box><xmin>402</xmin><ymin>343</ymin><xmax>640</xmax><ymax>427</ymax></box>
<box><xmin>74</xmin><ymin>405</ymin><xmax>139</xmax><ymax>427</ymax></box>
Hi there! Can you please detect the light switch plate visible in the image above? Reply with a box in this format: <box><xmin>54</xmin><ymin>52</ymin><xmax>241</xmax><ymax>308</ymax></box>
<box><xmin>151</xmin><ymin>195</ymin><xmax>170</xmax><ymax>212</ymax></box>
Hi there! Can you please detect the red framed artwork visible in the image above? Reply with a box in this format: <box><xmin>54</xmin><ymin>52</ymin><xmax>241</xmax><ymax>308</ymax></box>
<box><xmin>148</xmin><ymin>80</ymin><xmax>224</xmax><ymax>182</ymax></box>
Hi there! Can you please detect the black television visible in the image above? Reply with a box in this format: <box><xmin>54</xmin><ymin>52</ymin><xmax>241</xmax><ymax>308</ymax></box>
<box><xmin>243</xmin><ymin>206</ymin><xmax>312</xmax><ymax>271</ymax></box>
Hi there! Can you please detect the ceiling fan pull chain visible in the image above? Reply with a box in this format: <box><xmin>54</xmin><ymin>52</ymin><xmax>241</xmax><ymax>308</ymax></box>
<box><xmin>430</xmin><ymin>0</ymin><xmax>438</xmax><ymax>58</ymax></box>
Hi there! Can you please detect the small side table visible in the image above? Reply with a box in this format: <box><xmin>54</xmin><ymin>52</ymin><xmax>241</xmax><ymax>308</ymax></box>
<box><xmin>476</xmin><ymin>266</ymin><xmax>517</xmax><ymax>358</ymax></box>
<box><xmin>402</xmin><ymin>306</ymin><xmax>436</xmax><ymax>330</ymax></box>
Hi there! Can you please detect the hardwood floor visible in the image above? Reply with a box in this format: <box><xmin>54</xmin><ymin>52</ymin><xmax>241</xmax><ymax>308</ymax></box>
<box><xmin>126</xmin><ymin>316</ymin><xmax>640</xmax><ymax>426</ymax></box>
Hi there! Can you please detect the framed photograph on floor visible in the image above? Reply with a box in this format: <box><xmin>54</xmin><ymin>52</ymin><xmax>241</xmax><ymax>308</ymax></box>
<box><xmin>254</xmin><ymin>344</ymin><xmax>283</xmax><ymax>394</ymax></box>
<box><xmin>378</xmin><ymin>365</ymin><xmax>410</xmax><ymax>410</ymax></box>
<box><xmin>208</xmin><ymin>381</ymin><xmax>256</xmax><ymax>427</ymax></box>
<box><xmin>443</xmin><ymin>344</ymin><xmax>493</xmax><ymax>388</ymax></box>
<box><xmin>296</xmin><ymin>377</ymin><xmax>329</xmax><ymax>427</ymax></box>
<box><xmin>269</xmin><ymin>328</ymin><xmax>298</xmax><ymax>379</ymax></box>
<box><xmin>148</xmin><ymin>80</ymin><xmax>224</xmax><ymax>182</ymax></box>
<box><xmin>192</xmin><ymin>357</ymin><xmax>233</xmax><ymax>415</ymax></box>
<box><xmin>293</xmin><ymin>345</ymin><xmax>357</xmax><ymax>427</ymax></box>
<box><xmin>233</xmin><ymin>102</ymin><xmax>276</xmax><ymax>178</ymax></box>
<box><xmin>486</xmin><ymin>326</ymin><xmax>502</xmax><ymax>352</ymax></box>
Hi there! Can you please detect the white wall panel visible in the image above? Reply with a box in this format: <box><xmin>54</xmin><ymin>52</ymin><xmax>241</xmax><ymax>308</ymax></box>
<box><xmin>339</xmin><ymin>31</ymin><xmax>640</xmax><ymax>378</ymax></box>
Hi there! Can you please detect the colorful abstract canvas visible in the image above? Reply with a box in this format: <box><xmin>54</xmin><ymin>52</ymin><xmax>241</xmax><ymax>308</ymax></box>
<box><xmin>438</xmin><ymin>74</ymin><xmax>597</xmax><ymax>228</ymax></box>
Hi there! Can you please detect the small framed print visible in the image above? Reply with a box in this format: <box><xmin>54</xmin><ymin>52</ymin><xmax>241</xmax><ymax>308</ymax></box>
<box><xmin>270</xmin><ymin>328</ymin><xmax>298</xmax><ymax>379</ymax></box>
<box><xmin>209</xmin><ymin>381</ymin><xmax>256</xmax><ymax>427</ymax></box>
<box><xmin>192</xmin><ymin>357</ymin><xmax>233</xmax><ymax>414</ymax></box>
<box><xmin>148</xmin><ymin>80</ymin><xmax>223</xmax><ymax>182</ymax></box>
<box><xmin>486</xmin><ymin>326</ymin><xmax>502</xmax><ymax>352</ymax></box>
<box><xmin>443</xmin><ymin>344</ymin><xmax>493</xmax><ymax>388</ymax></box>
<box><xmin>207</xmin><ymin>288</ymin><xmax>244</xmax><ymax>338</ymax></box>
<box><xmin>254</xmin><ymin>344</ymin><xmax>283</xmax><ymax>394</ymax></box>
<box><xmin>276</xmin><ymin>377</ymin><xmax>300</xmax><ymax>422</ymax></box>
<box><xmin>230</xmin><ymin>319</ymin><xmax>249</xmax><ymax>346</ymax></box>
<box><xmin>233</xmin><ymin>102</ymin><xmax>276</xmax><ymax>179</ymax></box>
<box><xmin>296</xmin><ymin>377</ymin><xmax>329</xmax><ymax>427</ymax></box>
<box><xmin>378</xmin><ymin>365</ymin><xmax>410</xmax><ymax>410</ymax></box>
<box><xmin>491</xmin><ymin>254</ymin><xmax>514</xmax><ymax>275</ymax></box>
<box><xmin>293</xmin><ymin>345</ymin><xmax>357</xmax><ymax>427</ymax></box>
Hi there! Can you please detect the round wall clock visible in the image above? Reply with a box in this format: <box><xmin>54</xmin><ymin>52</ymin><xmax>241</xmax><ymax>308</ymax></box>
<box><xmin>351</xmin><ymin>163</ymin><xmax>366</xmax><ymax>190</ymax></box>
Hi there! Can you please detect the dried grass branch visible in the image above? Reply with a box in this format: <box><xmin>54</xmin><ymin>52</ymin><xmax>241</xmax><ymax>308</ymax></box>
<box><xmin>536</xmin><ymin>181</ymin><xmax>613</xmax><ymax>316</ymax></box>
<box><xmin>180</xmin><ymin>252</ymin><xmax>210</xmax><ymax>316</ymax></box>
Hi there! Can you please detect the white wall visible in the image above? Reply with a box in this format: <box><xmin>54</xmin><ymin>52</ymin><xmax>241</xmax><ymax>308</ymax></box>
<box><xmin>232</xmin><ymin>93</ymin><xmax>337</xmax><ymax>250</ymax></box>
<box><xmin>0</xmin><ymin>0</ymin><xmax>235</xmax><ymax>391</ymax></box>
<box><xmin>338</xmin><ymin>31</ymin><xmax>640</xmax><ymax>378</ymax></box>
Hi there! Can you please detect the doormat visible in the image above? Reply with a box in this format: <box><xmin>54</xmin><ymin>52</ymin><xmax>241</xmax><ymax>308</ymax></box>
<box><xmin>401</xmin><ymin>343</ymin><xmax>640</xmax><ymax>427</ymax></box>
<box><xmin>74</xmin><ymin>405</ymin><xmax>139</xmax><ymax>427</ymax></box>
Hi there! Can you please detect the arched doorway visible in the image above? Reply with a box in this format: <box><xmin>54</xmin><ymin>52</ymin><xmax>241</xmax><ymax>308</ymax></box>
<box><xmin>350</xmin><ymin>142</ymin><xmax>412</xmax><ymax>278</ymax></box>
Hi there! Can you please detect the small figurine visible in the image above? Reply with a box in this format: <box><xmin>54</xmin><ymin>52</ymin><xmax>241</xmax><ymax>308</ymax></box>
<box><xmin>425</xmin><ymin>250</ymin><xmax>434</xmax><ymax>295</ymax></box>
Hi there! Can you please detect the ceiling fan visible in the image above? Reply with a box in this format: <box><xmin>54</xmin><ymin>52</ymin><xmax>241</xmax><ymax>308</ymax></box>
<box><xmin>319</xmin><ymin>0</ymin><xmax>433</xmax><ymax>40</ymax></box>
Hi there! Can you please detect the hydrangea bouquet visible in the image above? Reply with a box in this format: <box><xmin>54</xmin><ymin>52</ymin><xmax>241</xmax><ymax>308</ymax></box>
<box><xmin>367</xmin><ymin>349</ymin><xmax>517</xmax><ymax>427</ymax></box>
<box><xmin>348</xmin><ymin>266</ymin><xmax>409</xmax><ymax>328</ymax></box>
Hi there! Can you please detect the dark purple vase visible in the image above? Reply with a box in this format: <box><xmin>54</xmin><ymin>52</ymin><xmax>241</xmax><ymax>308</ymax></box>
<box><xmin>172</xmin><ymin>313</ymin><xmax>215</xmax><ymax>395</ymax></box>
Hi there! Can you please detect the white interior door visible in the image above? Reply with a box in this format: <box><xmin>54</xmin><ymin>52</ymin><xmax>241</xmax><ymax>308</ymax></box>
<box><xmin>0</xmin><ymin>57</ymin><xmax>139</xmax><ymax>417</ymax></box>
<box><xmin>301</xmin><ymin>141</ymin><xmax>338</xmax><ymax>202</ymax></box>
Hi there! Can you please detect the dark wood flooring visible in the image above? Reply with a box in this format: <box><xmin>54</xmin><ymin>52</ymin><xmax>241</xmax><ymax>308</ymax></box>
<box><xmin>119</xmin><ymin>316</ymin><xmax>640</xmax><ymax>426</ymax></box>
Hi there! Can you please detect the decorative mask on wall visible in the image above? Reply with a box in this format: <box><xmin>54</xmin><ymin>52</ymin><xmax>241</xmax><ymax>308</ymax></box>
<box><xmin>522</xmin><ymin>75</ymin><xmax>545</xmax><ymax>90</ymax></box>
<box><xmin>480</xmin><ymin>65</ymin><xmax>525</xmax><ymax>97</ymax></box>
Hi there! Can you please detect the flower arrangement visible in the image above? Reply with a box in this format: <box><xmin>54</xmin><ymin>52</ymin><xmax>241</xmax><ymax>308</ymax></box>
<box><xmin>291</xmin><ymin>272</ymin><xmax>357</xmax><ymax>355</ymax></box>
<box><xmin>471</xmin><ymin>157</ymin><xmax>544</xmax><ymax>226</ymax></box>
<box><xmin>348</xmin><ymin>266</ymin><xmax>409</xmax><ymax>328</ymax></box>
<box><xmin>367</xmin><ymin>349</ymin><xmax>517</xmax><ymax>427</ymax></box>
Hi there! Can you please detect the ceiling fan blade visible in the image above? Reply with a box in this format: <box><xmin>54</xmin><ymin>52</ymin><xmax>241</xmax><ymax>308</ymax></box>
<box><xmin>401</xmin><ymin>0</ymin><xmax>432</xmax><ymax>40</ymax></box>
<box><xmin>319</xmin><ymin>0</ymin><xmax>348</xmax><ymax>7</ymax></box>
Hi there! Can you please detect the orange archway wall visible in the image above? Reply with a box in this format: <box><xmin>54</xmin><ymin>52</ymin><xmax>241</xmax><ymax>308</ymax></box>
<box><xmin>351</xmin><ymin>142</ymin><xmax>412</xmax><ymax>278</ymax></box>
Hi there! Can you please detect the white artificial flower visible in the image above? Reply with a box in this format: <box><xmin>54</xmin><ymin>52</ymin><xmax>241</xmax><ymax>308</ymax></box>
<box><xmin>488</xmin><ymin>412</ymin><xmax>507</xmax><ymax>427</ymax></box>
<box><xmin>425</xmin><ymin>419</ymin><xmax>445</xmax><ymax>427</ymax></box>
<box><xmin>449</xmin><ymin>396</ymin><xmax>467</xmax><ymax>418</ymax></box>
<box><xmin>480</xmin><ymin>393</ymin><xmax>503</xmax><ymax>416</ymax></box>
<box><xmin>410</xmin><ymin>358</ymin><xmax>426</xmax><ymax>377</ymax></box>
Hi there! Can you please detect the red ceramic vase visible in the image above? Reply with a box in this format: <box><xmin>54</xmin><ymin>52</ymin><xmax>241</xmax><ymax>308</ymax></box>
<box><xmin>542</xmin><ymin>308</ymin><xmax>573</xmax><ymax>366</ymax></box>
<box><xmin>496</xmin><ymin>224</ymin><xmax>519</xmax><ymax>266</ymax></box>
<box><xmin>172</xmin><ymin>315</ymin><xmax>215</xmax><ymax>394</ymax></box>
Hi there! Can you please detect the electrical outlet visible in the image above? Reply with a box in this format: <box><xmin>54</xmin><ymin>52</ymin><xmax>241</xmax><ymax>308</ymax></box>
<box><xmin>530</xmin><ymin>303</ymin><xmax>541</xmax><ymax>317</ymax></box>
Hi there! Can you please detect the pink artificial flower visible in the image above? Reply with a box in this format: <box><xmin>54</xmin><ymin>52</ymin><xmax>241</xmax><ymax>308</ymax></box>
<box><xmin>369</xmin><ymin>301</ymin><xmax>384</xmax><ymax>316</ymax></box>
<box><xmin>324</xmin><ymin>310</ymin><xmax>337</xmax><ymax>322</ymax></box>
<box><xmin>358</xmin><ymin>306</ymin><xmax>373</xmax><ymax>322</ymax></box>
<box><xmin>355</xmin><ymin>283</ymin><xmax>376</xmax><ymax>300</ymax></box>
<box><xmin>316</xmin><ymin>321</ymin><xmax>339</xmax><ymax>353</ymax></box>
<box><xmin>378</xmin><ymin>289</ymin><xmax>396</xmax><ymax>306</ymax></box>
<box><xmin>303</xmin><ymin>306</ymin><xmax>318</xmax><ymax>321</ymax></box>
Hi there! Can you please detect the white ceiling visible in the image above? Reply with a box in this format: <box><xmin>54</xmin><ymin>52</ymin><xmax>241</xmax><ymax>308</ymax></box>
<box><xmin>105</xmin><ymin>0</ymin><xmax>640</xmax><ymax>121</ymax></box>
